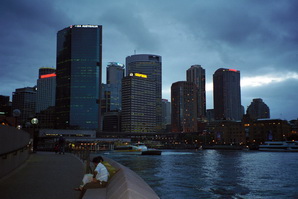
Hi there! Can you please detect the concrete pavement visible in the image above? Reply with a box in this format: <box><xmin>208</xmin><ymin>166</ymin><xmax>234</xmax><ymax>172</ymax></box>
<box><xmin>0</xmin><ymin>152</ymin><xmax>85</xmax><ymax>199</ymax></box>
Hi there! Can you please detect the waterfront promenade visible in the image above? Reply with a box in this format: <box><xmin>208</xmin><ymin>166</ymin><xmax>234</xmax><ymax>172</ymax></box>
<box><xmin>0</xmin><ymin>152</ymin><xmax>84</xmax><ymax>199</ymax></box>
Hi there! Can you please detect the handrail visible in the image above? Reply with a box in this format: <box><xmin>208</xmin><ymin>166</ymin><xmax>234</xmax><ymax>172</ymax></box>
<box><xmin>72</xmin><ymin>148</ymin><xmax>91</xmax><ymax>173</ymax></box>
<box><xmin>0</xmin><ymin>144</ymin><xmax>31</xmax><ymax>159</ymax></box>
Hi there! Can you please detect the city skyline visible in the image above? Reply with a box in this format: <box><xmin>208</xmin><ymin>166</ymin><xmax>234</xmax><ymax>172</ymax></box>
<box><xmin>1</xmin><ymin>0</ymin><xmax>298</xmax><ymax>120</ymax></box>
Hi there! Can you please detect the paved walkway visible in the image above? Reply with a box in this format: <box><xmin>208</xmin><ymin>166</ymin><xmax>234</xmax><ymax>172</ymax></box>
<box><xmin>0</xmin><ymin>152</ymin><xmax>85</xmax><ymax>199</ymax></box>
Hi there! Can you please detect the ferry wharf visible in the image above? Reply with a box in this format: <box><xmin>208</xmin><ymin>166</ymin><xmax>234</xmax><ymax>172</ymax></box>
<box><xmin>0</xmin><ymin>126</ymin><xmax>160</xmax><ymax>199</ymax></box>
<box><xmin>0</xmin><ymin>151</ymin><xmax>160</xmax><ymax>199</ymax></box>
<box><xmin>0</xmin><ymin>152</ymin><xmax>84</xmax><ymax>199</ymax></box>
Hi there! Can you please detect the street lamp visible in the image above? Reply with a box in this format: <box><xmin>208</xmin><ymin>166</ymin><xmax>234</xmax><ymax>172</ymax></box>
<box><xmin>31</xmin><ymin>118</ymin><xmax>39</xmax><ymax>152</ymax></box>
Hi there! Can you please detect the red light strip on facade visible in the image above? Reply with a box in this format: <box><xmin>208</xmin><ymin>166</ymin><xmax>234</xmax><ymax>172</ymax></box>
<box><xmin>228</xmin><ymin>69</ymin><xmax>238</xmax><ymax>72</ymax></box>
<box><xmin>40</xmin><ymin>73</ymin><xmax>56</xmax><ymax>79</ymax></box>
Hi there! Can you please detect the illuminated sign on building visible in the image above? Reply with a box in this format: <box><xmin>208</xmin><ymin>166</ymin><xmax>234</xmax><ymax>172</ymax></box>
<box><xmin>228</xmin><ymin>69</ymin><xmax>238</xmax><ymax>72</ymax></box>
<box><xmin>40</xmin><ymin>73</ymin><xmax>56</xmax><ymax>79</ymax></box>
<box><xmin>135</xmin><ymin>73</ymin><xmax>147</xmax><ymax>78</ymax></box>
<box><xmin>129</xmin><ymin>73</ymin><xmax>147</xmax><ymax>78</ymax></box>
<box><xmin>70</xmin><ymin>25</ymin><xmax>99</xmax><ymax>28</ymax></box>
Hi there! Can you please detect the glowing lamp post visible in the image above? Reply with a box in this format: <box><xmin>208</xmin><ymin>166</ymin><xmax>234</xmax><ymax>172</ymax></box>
<box><xmin>31</xmin><ymin>118</ymin><xmax>39</xmax><ymax>152</ymax></box>
<box><xmin>31</xmin><ymin>118</ymin><xmax>38</xmax><ymax>125</ymax></box>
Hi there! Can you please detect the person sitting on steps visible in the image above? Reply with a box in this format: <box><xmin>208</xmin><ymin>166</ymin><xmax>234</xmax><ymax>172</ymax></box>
<box><xmin>74</xmin><ymin>156</ymin><xmax>109</xmax><ymax>199</ymax></box>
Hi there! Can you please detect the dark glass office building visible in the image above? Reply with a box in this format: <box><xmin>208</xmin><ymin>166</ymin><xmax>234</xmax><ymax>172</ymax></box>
<box><xmin>56</xmin><ymin>25</ymin><xmax>102</xmax><ymax>130</ymax></box>
<box><xmin>213</xmin><ymin>68</ymin><xmax>242</xmax><ymax>121</ymax></box>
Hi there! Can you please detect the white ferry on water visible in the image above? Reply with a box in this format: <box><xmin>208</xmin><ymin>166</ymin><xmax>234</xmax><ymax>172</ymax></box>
<box><xmin>113</xmin><ymin>143</ymin><xmax>162</xmax><ymax>155</ymax></box>
<box><xmin>258</xmin><ymin>141</ymin><xmax>298</xmax><ymax>152</ymax></box>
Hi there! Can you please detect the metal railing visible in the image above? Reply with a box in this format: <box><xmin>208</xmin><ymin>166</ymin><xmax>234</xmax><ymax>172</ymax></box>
<box><xmin>72</xmin><ymin>148</ymin><xmax>92</xmax><ymax>173</ymax></box>
<box><xmin>0</xmin><ymin>144</ymin><xmax>31</xmax><ymax>160</ymax></box>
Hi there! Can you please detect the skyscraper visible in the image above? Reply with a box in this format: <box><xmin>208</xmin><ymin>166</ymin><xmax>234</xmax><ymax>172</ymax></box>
<box><xmin>162</xmin><ymin>99</ymin><xmax>171</xmax><ymax>130</ymax></box>
<box><xmin>102</xmin><ymin>62</ymin><xmax>124</xmax><ymax>111</ymax></box>
<box><xmin>56</xmin><ymin>25</ymin><xmax>102</xmax><ymax>130</ymax></box>
<box><xmin>126</xmin><ymin>54</ymin><xmax>162</xmax><ymax>132</ymax></box>
<box><xmin>12</xmin><ymin>87</ymin><xmax>37</xmax><ymax>126</ymax></box>
<box><xmin>247</xmin><ymin>98</ymin><xmax>270</xmax><ymax>119</ymax></box>
<box><xmin>186</xmin><ymin>65</ymin><xmax>206</xmax><ymax>120</ymax></box>
<box><xmin>121</xmin><ymin>73</ymin><xmax>156</xmax><ymax>133</ymax></box>
<box><xmin>101</xmin><ymin>62</ymin><xmax>124</xmax><ymax>132</ymax></box>
<box><xmin>171</xmin><ymin>81</ymin><xmax>198</xmax><ymax>133</ymax></box>
<box><xmin>213</xmin><ymin>68</ymin><xmax>242</xmax><ymax>121</ymax></box>
<box><xmin>106</xmin><ymin>62</ymin><xmax>125</xmax><ymax>85</ymax></box>
<box><xmin>36</xmin><ymin>67</ymin><xmax>56</xmax><ymax>113</ymax></box>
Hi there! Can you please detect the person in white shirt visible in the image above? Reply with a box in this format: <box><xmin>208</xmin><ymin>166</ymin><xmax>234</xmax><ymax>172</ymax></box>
<box><xmin>75</xmin><ymin>156</ymin><xmax>109</xmax><ymax>199</ymax></box>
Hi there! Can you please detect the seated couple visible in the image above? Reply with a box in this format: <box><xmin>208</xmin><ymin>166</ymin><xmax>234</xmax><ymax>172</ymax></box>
<box><xmin>75</xmin><ymin>156</ymin><xmax>116</xmax><ymax>199</ymax></box>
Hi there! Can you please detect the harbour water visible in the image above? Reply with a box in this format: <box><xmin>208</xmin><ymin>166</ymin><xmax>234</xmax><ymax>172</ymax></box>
<box><xmin>100</xmin><ymin>150</ymin><xmax>298</xmax><ymax>199</ymax></box>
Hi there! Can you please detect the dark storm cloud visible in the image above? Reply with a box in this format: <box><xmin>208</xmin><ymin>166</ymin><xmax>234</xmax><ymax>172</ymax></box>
<box><xmin>99</xmin><ymin>2</ymin><xmax>161</xmax><ymax>52</ymax></box>
<box><xmin>0</xmin><ymin>0</ymin><xmax>297</xmax><ymax>120</ymax></box>
<box><xmin>0</xmin><ymin>0</ymin><xmax>71</xmax><ymax>95</ymax></box>
<box><xmin>157</xmin><ymin>0</ymin><xmax>298</xmax><ymax>75</ymax></box>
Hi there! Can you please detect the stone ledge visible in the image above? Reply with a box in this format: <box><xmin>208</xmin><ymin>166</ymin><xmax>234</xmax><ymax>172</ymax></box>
<box><xmin>83</xmin><ymin>156</ymin><xmax>159</xmax><ymax>199</ymax></box>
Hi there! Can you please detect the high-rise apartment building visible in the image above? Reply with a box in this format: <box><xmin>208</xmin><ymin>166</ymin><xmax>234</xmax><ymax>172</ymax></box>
<box><xmin>186</xmin><ymin>65</ymin><xmax>206</xmax><ymax>120</ymax></box>
<box><xmin>126</xmin><ymin>54</ymin><xmax>162</xmax><ymax>132</ymax></box>
<box><xmin>36</xmin><ymin>67</ymin><xmax>56</xmax><ymax>113</ymax></box>
<box><xmin>247</xmin><ymin>98</ymin><xmax>270</xmax><ymax>119</ymax></box>
<box><xmin>213</xmin><ymin>68</ymin><xmax>242</xmax><ymax>121</ymax></box>
<box><xmin>12</xmin><ymin>87</ymin><xmax>37</xmax><ymax>126</ymax></box>
<box><xmin>171</xmin><ymin>81</ymin><xmax>198</xmax><ymax>133</ymax></box>
<box><xmin>121</xmin><ymin>73</ymin><xmax>156</xmax><ymax>133</ymax></box>
<box><xmin>56</xmin><ymin>25</ymin><xmax>102</xmax><ymax>130</ymax></box>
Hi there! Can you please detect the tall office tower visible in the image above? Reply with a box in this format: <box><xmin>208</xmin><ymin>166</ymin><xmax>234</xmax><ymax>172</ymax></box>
<box><xmin>171</xmin><ymin>81</ymin><xmax>198</xmax><ymax>133</ymax></box>
<box><xmin>186</xmin><ymin>65</ymin><xmax>206</xmax><ymax>120</ymax></box>
<box><xmin>247</xmin><ymin>98</ymin><xmax>270</xmax><ymax>119</ymax></box>
<box><xmin>213</xmin><ymin>68</ymin><xmax>242</xmax><ymax>121</ymax></box>
<box><xmin>161</xmin><ymin>99</ymin><xmax>171</xmax><ymax>130</ymax></box>
<box><xmin>36</xmin><ymin>67</ymin><xmax>56</xmax><ymax>113</ymax></box>
<box><xmin>107</xmin><ymin>62</ymin><xmax>125</xmax><ymax>85</ymax></box>
<box><xmin>101</xmin><ymin>62</ymin><xmax>124</xmax><ymax>132</ymax></box>
<box><xmin>126</xmin><ymin>54</ymin><xmax>162</xmax><ymax>132</ymax></box>
<box><xmin>56</xmin><ymin>25</ymin><xmax>102</xmax><ymax>130</ymax></box>
<box><xmin>103</xmin><ymin>62</ymin><xmax>125</xmax><ymax>111</ymax></box>
<box><xmin>121</xmin><ymin>73</ymin><xmax>156</xmax><ymax>133</ymax></box>
<box><xmin>12</xmin><ymin>87</ymin><xmax>37</xmax><ymax>126</ymax></box>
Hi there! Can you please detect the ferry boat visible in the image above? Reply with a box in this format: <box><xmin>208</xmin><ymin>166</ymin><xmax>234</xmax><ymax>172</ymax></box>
<box><xmin>113</xmin><ymin>143</ymin><xmax>162</xmax><ymax>155</ymax></box>
<box><xmin>258</xmin><ymin>141</ymin><xmax>298</xmax><ymax>152</ymax></box>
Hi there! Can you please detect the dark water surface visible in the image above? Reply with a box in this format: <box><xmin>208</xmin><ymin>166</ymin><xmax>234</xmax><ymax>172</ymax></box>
<box><xmin>99</xmin><ymin>150</ymin><xmax>298</xmax><ymax>199</ymax></box>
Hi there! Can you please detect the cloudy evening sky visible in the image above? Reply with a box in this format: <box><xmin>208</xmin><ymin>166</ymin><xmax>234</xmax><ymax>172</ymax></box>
<box><xmin>0</xmin><ymin>0</ymin><xmax>297</xmax><ymax>120</ymax></box>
